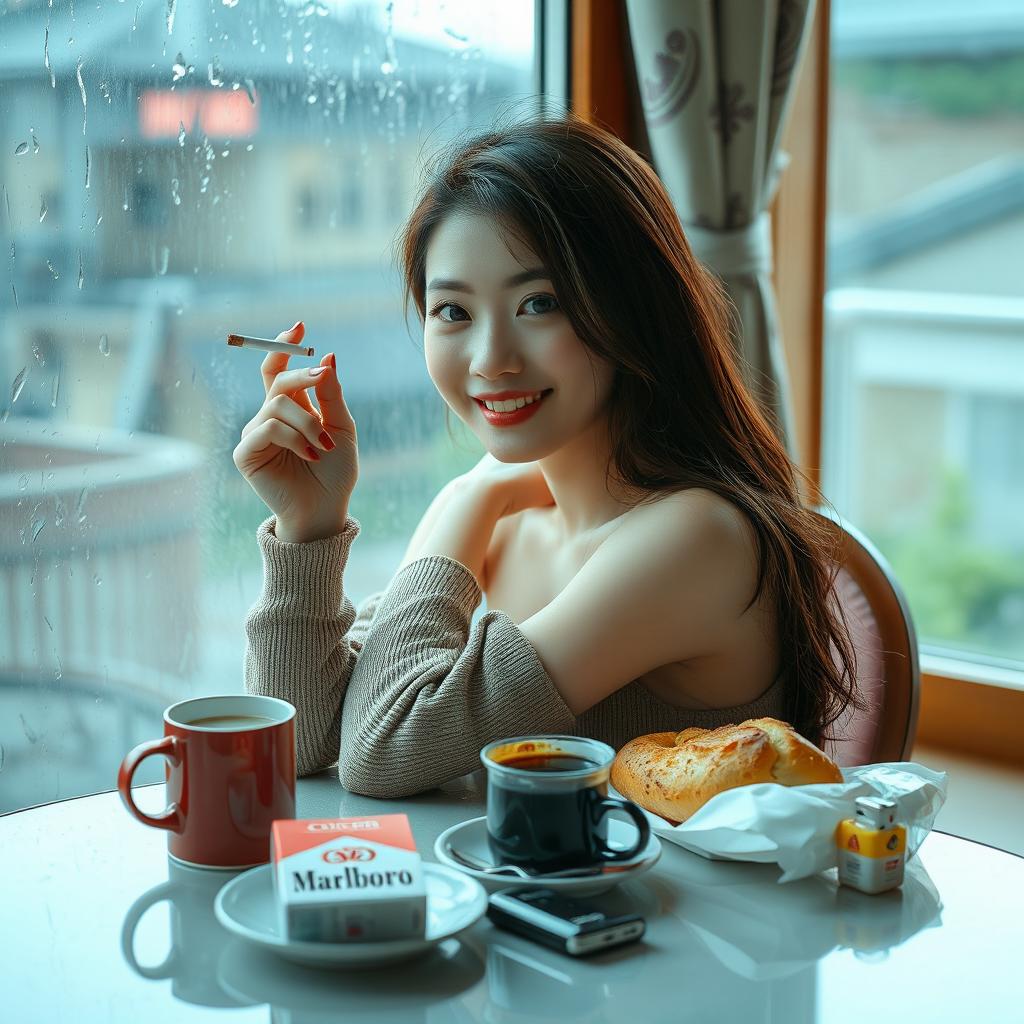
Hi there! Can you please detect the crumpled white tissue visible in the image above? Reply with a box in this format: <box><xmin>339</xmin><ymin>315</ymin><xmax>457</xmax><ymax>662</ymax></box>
<box><xmin>612</xmin><ymin>761</ymin><xmax>947</xmax><ymax>883</ymax></box>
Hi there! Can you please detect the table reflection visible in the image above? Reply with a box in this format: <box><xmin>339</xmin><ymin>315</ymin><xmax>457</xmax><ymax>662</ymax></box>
<box><xmin>121</xmin><ymin>855</ymin><xmax>255</xmax><ymax>1009</ymax></box>
<box><xmin>216</xmin><ymin>937</ymin><xmax>485</xmax><ymax>1024</ymax></box>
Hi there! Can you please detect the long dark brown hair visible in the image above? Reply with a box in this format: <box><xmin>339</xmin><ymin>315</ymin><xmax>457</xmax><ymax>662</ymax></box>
<box><xmin>398</xmin><ymin>114</ymin><xmax>859</xmax><ymax>748</ymax></box>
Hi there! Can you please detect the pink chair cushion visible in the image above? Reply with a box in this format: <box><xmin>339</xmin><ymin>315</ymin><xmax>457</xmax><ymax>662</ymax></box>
<box><xmin>824</xmin><ymin>566</ymin><xmax>885</xmax><ymax>767</ymax></box>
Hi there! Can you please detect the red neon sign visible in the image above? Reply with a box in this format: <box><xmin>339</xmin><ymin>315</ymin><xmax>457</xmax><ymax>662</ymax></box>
<box><xmin>139</xmin><ymin>89</ymin><xmax>259</xmax><ymax>139</ymax></box>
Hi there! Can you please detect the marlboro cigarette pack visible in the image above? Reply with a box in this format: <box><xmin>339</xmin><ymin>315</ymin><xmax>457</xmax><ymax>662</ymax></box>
<box><xmin>271</xmin><ymin>814</ymin><xmax>426</xmax><ymax>943</ymax></box>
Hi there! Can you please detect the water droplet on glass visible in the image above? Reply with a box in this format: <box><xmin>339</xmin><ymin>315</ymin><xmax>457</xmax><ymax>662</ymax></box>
<box><xmin>39</xmin><ymin>199</ymin><xmax>48</xmax><ymax>223</ymax></box>
<box><xmin>51</xmin><ymin>371</ymin><xmax>59</xmax><ymax>409</ymax></box>
<box><xmin>10</xmin><ymin>283</ymin><xmax>18</xmax><ymax>310</ymax></box>
<box><xmin>10</xmin><ymin>366</ymin><xmax>28</xmax><ymax>401</ymax></box>
<box><xmin>208</xmin><ymin>59</ymin><xmax>224</xmax><ymax>87</ymax></box>
<box><xmin>78</xmin><ymin>251</ymin><xmax>84</xmax><ymax>290</ymax></box>
<box><xmin>44</xmin><ymin>616</ymin><xmax>54</xmax><ymax>633</ymax></box>
<box><xmin>157</xmin><ymin>245</ymin><xmax>170</xmax><ymax>275</ymax></box>
<box><xmin>245</xmin><ymin>143</ymin><xmax>254</xmax><ymax>152</ymax></box>
<box><xmin>76</xmin><ymin>488</ymin><xmax>88</xmax><ymax>522</ymax></box>
<box><xmin>31</xmin><ymin>519</ymin><xmax>45</xmax><ymax>543</ymax></box>
<box><xmin>100</xmin><ymin>81</ymin><xmax>111</xmax><ymax>103</ymax></box>
<box><xmin>172</xmin><ymin>52</ymin><xmax>194</xmax><ymax>81</ymax></box>
<box><xmin>47</xmin><ymin>259</ymin><xmax>59</xmax><ymax>280</ymax></box>
<box><xmin>85</xmin><ymin>145</ymin><xmax>91</xmax><ymax>189</ymax></box>
<box><xmin>244</xmin><ymin>77</ymin><xmax>256</xmax><ymax>104</ymax></box>
<box><xmin>178</xmin><ymin>121</ymin><xmax>187</xmax><ymax>147</ymax></box>
<box><xmin>14</xmin><ymin>142</ymin><xmax>28</xmax><ymax>156</ymax></box>
<box><xmin>76</xmin><ymin>58</ymin><xmax>87</xmax><ymax>136</ymax></box>
<box><xmin>307</xmin><ymin>93</ymin><xmax>317</xmax><ymax>104</ymax></box>
<box><xmin>10</xmin><ymin>368</ymin><xmax>28</xmax><ymax>408</ymax></box>
<box><xmin>93</xmin><ymin>574</ymin><xmax>103</xmax><ymax>587</ymax></box>
<box><xmin>166</xmin><ymin>0</ymin><xmax>177</xmax><ymax>34</ymax></box>
<box><xmin>222</xmin><ymin>0</ymin><xmax>239</xmax><ymax>7</ymax></box>
<box><xmin>44</xmin><ymin>27</ymin><xmax>55</xmax><ymax>88</ymax></box>
<box><xmin>444</xmin><ymin>26</ymin><xmax>470</xmax><ymax>43</ymax></box>
<box><xmin>200</xmin><ymin>175</ymin><xmax>209</xmax><ymax>193</ymax></box>
<box><xmin>99</xmin><ymin>333</ymin><xmax>110</xmax><ymax>355</ymax></box>
<box><xmin>31</xmin><ymin>130</ymin><xmax>40</xmax><ymax>154</ymax></box>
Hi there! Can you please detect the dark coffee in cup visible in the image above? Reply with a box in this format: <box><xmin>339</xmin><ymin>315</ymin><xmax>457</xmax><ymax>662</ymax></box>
<box><xmin>497</xmin><ymin>754</ymin><xmax>599</xmax><ymax>773</ymax></box>
<box><xmin>480</xmin><ymin>736</ymin><xmax>651</xmax><ymax>874</ymax></box>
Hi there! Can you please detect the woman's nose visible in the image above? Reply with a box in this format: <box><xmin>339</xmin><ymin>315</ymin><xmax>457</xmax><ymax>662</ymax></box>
<box><xmin>467</xmin><ymin>321</ymin><xmax>524</xmax><ymax>379</ymax></box>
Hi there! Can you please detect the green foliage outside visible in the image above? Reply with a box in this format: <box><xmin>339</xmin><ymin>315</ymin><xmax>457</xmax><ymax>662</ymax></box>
<box><xmin>836</xmin><ymin>54</ymin><xmax>1024</xmax><ymax>118</ymax></box>
<box><xmin>873</xmin><ymin>469</ymin><xmax>1024</xmax><ymax>662</ymax></box>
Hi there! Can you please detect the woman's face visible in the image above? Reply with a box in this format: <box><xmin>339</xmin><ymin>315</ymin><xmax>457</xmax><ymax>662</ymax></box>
<box><xmin>423</xmin><ymin>211</ymin><xmax>614</xmax><ymax>462</ymax></box>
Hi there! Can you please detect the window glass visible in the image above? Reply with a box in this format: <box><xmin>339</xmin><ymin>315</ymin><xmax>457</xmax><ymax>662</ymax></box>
<box><xmin>0</xmin><ymin>0</ymin><xmax>537</xmax><ymax>812</ymax></box>
<box><xmin>824</xmin><ymin>0</ymin><xmax>1024</xmax><ymax>668</ymax></box>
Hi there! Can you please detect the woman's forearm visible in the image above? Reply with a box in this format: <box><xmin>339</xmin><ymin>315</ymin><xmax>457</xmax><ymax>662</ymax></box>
<box><xmin>397</xmin><ymin>481</ymin><xmax>460</xmax><ymax>572</ymax></box>
<box><xmin>398</xmin><ymin>480</ymin><xmax>503</xmax><ymax>586</ymax></box>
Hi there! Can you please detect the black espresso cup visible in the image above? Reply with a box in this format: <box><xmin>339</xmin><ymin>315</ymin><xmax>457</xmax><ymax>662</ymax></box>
<box><xmin>480</xmin><ymin>735</ymin><xmax>651</xmax><ymax>873</ymax></box>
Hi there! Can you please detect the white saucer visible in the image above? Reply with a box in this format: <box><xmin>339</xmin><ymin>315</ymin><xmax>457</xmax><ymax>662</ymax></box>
<box><xmin>434</xmin><ymin>815</ymin><xmax>661</xmax><ymax>896</ymax></box>
<box><xmin>214</xmin><ymin>862</ymin><xmax>487</xmax><ymax>969</ymax></box>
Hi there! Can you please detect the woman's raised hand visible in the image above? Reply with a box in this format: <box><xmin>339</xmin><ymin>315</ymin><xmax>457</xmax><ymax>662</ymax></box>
<box><xmin>232</xmin><ymin>322</ymin><xmax>359</xmax><ymax>542</ymax></box>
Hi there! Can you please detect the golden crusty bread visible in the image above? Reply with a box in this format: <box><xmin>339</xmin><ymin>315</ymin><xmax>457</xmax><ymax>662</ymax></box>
<box><xmin>610</xmin><ymin>717</ymin><xmax>843</xmax><ymax>824</ymax></box>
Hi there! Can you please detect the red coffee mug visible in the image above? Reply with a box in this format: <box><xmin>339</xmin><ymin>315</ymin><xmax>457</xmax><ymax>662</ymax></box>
<box><xmin>117</xmin><ymin>694</ymin><xmax>297</xmax><ymax>869</ymax></box>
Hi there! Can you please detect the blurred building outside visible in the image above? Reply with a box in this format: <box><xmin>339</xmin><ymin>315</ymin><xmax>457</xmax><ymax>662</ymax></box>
<box><xmin>824</xmin><ymin>0</ymin><xmax>1024</xmax><ymax>667</ymax></box>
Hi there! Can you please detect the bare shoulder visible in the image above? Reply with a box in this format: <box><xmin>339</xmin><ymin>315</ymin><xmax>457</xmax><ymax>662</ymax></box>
<box><xmin>627</xmin><ymin>487</ymin><xmax>757</xmax><ymax>550</ymax></box>
<box><xmin>615</xmin><ymin>488</ymin><xmax>761</xmax><ymax>605</ymax></box>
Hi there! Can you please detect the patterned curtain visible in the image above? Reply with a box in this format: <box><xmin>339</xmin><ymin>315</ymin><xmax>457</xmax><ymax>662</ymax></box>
<box><xmin>624</xmin><ymin>0</ymin><xmax>816</xmax><ymax>453</ymax></box>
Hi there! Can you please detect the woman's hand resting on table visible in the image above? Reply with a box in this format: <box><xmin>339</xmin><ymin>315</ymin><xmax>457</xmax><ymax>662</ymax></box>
<box><xmin>232</xmin><ymin>322</ymin><xmax>359</xmax><ymax>543</ymax></box>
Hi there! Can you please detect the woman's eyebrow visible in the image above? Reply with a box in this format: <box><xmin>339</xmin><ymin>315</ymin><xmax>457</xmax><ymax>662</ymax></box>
<box><xmin>425</xmin><ymin>267</ymin><xmax>549</xmax><ymax>293</ymax></box>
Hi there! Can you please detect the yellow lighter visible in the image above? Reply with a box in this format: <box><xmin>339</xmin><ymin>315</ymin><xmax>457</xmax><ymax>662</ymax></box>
<box><xmin>836</xmin><ymin>796</ymin><xmax>907</xmax><ymax>895</ymax></box>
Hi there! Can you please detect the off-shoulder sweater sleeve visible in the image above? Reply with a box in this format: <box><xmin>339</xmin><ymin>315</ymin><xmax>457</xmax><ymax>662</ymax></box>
<box><xmin>244</xmin><ymin>514</ymin><xmax>383</xmax><ymax>776</ymax></box>
<box><xmin>338</xmin><ymin>556</ymin><xmax>576</xmax><ymax>799</ymax></box>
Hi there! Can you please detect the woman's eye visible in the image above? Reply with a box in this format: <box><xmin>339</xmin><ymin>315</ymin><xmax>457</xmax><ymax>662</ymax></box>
<box><xmin>521</xmin><ymin>294</ymin><xmax>559</xmax><ymax>316</ymax></box>
<box><xmin>430</xmin><ymin>302</ymin><xmax>470</xmax><ymax>323</ymax></box>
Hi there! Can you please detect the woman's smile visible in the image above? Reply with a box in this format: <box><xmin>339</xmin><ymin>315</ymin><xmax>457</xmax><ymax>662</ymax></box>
<box><xmin>473</xmin><ymin>389</ymin><xmax>553</xmax><ymax>427</ymax></box>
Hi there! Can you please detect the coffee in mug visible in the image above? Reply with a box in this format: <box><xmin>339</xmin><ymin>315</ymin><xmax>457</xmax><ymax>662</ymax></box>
<box><xmin>117</xmin><ymin>694</ymin><xmax>296</xmax><ymax>870</ymax></box>
<box><xmin>480</xmin><ymin>735</ymin><xmax>651</xmax><ymax>873</ymax></box>
<box><xmin>187</xmin><ymin>715</ymin><xmax>278</xmax><ymax>730</ymax></box>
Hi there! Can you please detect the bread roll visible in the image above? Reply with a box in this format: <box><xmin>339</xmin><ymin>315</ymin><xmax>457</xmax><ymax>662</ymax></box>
<box><xmin>610</xmin><ymin>717</ymin><xmax>843</xmax><ymax>824</ymax></box>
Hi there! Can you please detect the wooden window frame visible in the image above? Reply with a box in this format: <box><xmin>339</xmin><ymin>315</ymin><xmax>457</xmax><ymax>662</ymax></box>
<box><xmin>569</xmin><ymin>0</ymin><xmax>1024</xmax><ymax>767</ymax></box>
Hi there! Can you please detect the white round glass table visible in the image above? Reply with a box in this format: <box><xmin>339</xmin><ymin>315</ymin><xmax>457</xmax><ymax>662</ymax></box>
<box><xmin>1</xmin><ymin>769</ymin><xmax>1021</xmax><ymax>1022</ymax></box>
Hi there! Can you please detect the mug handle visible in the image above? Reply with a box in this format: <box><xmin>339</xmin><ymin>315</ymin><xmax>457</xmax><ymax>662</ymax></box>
<box><xmin>594</xmin><ymin>797</ymin><xmax>651</xmax><ymax>863</ymax></box>
<box><xmin>117</xmin><ymin>735</ymin><xmax>185</xmax><ymax>833</ymax></box>
<box><xmin>120</xmin><ymin>881</ymin><xmax>178</xmax><ymax>980</ymax></box>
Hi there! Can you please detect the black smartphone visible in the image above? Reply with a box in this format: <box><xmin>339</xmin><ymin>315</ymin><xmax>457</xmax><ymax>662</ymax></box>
<box><xmin>486</xmin><ymin>887</ymin><xmax>645</xmax><ymax>957</ymax></box>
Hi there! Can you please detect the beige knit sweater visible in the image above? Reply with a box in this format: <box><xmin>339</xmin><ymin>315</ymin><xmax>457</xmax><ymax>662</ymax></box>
<box><xmin>244</xmin><ymin>514</ymin><xmax>788</xmax><ymax>798</ymax></box>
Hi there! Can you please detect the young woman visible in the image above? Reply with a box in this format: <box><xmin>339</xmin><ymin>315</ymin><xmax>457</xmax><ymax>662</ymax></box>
<box><xmin>235</xmin><ymin>115</ymin><xmax>857</xmax><ymax>798</ymax></box>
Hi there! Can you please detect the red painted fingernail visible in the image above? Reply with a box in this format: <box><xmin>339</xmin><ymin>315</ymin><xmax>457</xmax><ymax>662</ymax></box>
<box><xmin>292</xmin><ymin>321</ymin><xmax>303</xmax><ymax>331</ymax></box>
<box><xmin>305</xmin><ymin>445</ymin><xmax>320</xmax><ymax>461</ymax></box>
<box><xmin>328</xmin><ymin>353</ymin><xmax>336</xmax><ymax>370</ymax></box>
<box><xmin>319</xmin><ymin>430</ymin><xmax>335</xmax><ymax>450</ymax></box>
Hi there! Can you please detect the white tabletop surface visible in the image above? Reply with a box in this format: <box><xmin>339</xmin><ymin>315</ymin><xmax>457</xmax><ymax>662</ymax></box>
<box><xmin>2</xmin><ymin>769</ymin><xmax>1022</xmax><ymax>1023</ymax></box>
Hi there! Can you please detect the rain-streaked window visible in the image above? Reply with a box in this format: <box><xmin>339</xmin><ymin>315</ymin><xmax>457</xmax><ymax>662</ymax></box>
<box><xmin>0</xmin><ymin>0</ymin><xmax>539</xmax><ymax>812</ymax></box>
<box><xmin>823</xmin><ymin>0</ymin><xmax>1024</xmax><ymax>673</ymax></box>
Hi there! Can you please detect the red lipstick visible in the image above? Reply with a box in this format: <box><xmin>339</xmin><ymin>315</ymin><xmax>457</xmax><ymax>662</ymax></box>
<box><xmin>474</xmin><ymin>390</ymin><xmax>552</xmax><ymax>428</ymax></box>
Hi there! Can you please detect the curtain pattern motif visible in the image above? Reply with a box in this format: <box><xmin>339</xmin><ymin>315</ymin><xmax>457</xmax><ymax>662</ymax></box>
<box><xmin>625</xmin><ymin>0</ymin><xmax>816</xmax><ymax>452</ymax></box>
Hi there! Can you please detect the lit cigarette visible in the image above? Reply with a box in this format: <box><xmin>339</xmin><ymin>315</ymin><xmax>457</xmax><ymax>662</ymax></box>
<box><xmin>227</xmin><ymin>334</ymin><xmax>315</xmax><ymax>357</ymax></box>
